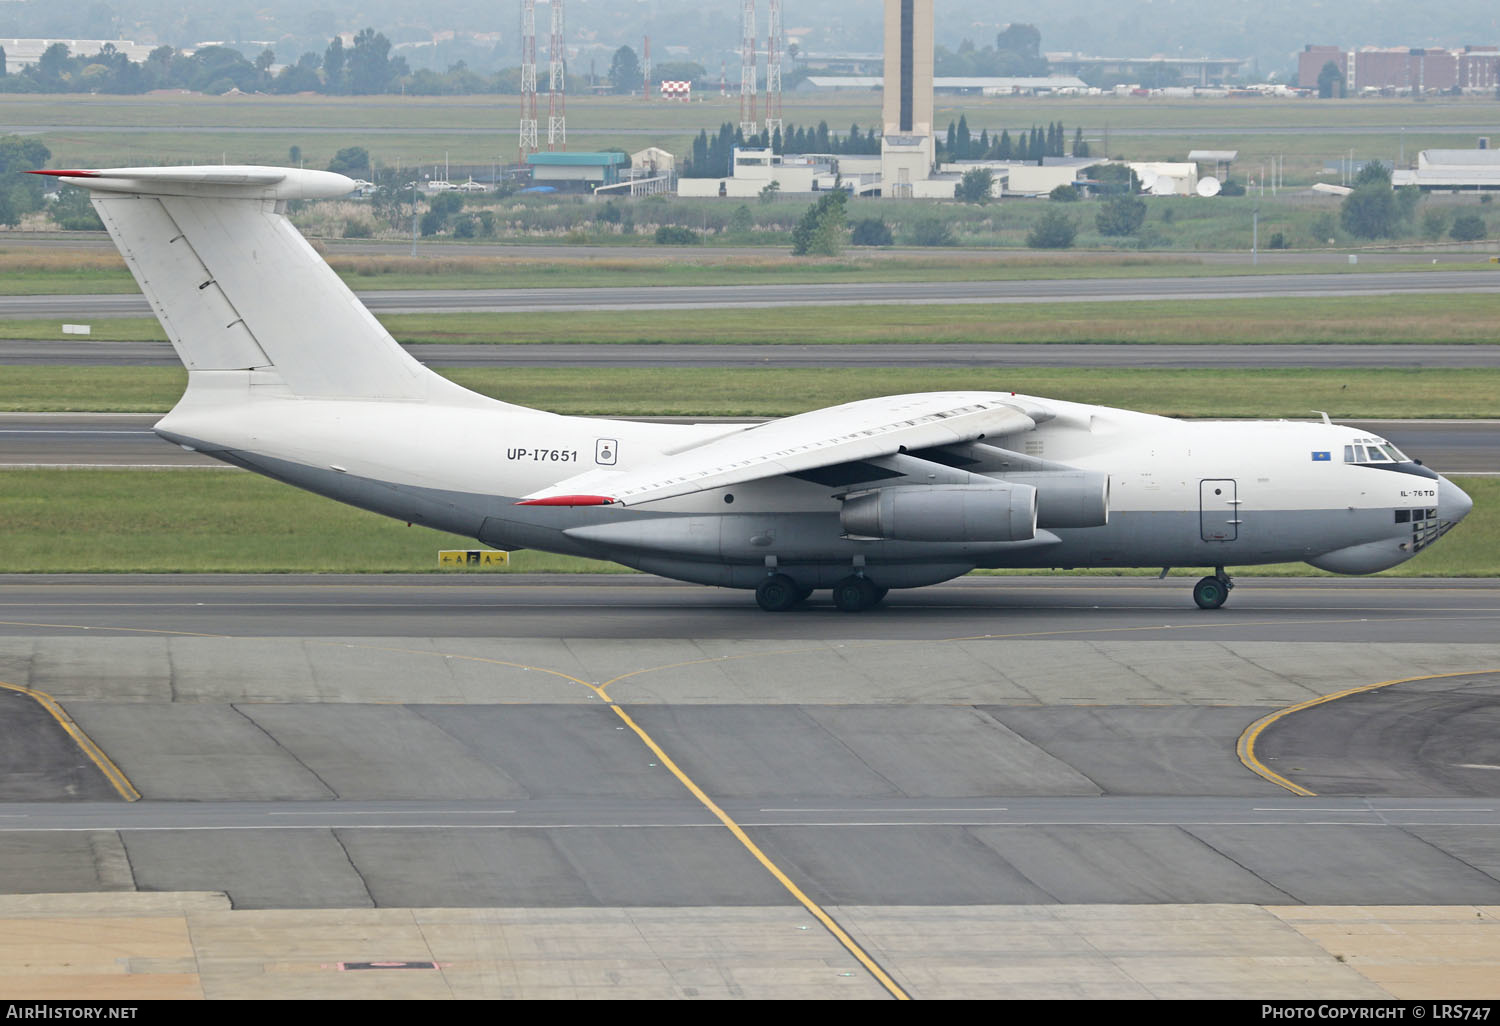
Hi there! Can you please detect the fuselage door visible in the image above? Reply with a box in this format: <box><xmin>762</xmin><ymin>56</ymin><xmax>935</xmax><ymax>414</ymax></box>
<box><xmin>1199</xmin><ymin>478</ymin><xmax>1240</xmax><ymax>542</ymax></box>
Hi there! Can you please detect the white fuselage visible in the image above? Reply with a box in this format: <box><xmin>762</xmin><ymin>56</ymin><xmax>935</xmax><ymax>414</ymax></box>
<box><xmin>155</xmin><ymin>386</ymin><xmax>1473</xmax><ymax>591</ymax></box>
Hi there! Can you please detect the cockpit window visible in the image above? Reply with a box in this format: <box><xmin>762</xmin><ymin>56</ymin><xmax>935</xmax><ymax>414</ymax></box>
<box><xmin>1344</xmin><ymin>438</ymin><xmax>1409</xmax><ymax>464</ymax></box>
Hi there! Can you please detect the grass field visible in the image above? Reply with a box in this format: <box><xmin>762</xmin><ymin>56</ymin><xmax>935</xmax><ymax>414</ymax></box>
<box><xmin>6</xmin><ymin>242</ymin><xmax>1497</xmax><ymax>297</ymax></box>
<box><xmin>0</xmin><ymin>468</ymin><xmax>1491</xmax><ymax>577</ymax></box>
<box><xmin>4</xmin><ymin>365</ymin><xmax>1500</xmax><ymax>418</ymax></box>
<box><xmin>5</xmin><ymin>291</ymin><xmax>1499</xmax><ymax>346</ymax></box>
<box><xmin>8</xmin><ymin>92</ymin><xmax>1500</xmax><ymax>187</ymax></box>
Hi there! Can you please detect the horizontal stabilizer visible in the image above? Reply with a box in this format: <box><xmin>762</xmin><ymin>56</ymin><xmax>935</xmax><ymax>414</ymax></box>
<box><xmin>30</xmin><ymin>166</ymin><xmax>355</xmax><ymax>199</ymax></box>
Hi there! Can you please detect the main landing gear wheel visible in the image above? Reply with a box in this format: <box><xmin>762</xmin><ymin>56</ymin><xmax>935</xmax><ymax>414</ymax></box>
<box><xmin>832</xmin><ymin>576</ymin><xmax>886</xmax><ymax>612</ymax></box>
<box><xmin>755</xmin><ymin>573</ymin><xmax>802</xmax><ymax>612</ymax></box>
<box><xmin>1192</xmin><ymin>573</ymin><xmax>1232</xmax><ymax>610</ymax></box>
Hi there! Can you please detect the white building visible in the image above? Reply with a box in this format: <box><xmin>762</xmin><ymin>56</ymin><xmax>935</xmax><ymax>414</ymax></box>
<box><xmin>1392</xmin><ymin>148</ymin><xmax>1500</xmax><ymax>191</ymax></box>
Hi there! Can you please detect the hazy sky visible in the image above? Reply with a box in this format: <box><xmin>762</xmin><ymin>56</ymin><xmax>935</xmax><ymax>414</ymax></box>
<box><xmin>5</xmin><ymin>0</ymin><xmax>1499</xmax><ymax>73</ymax></box>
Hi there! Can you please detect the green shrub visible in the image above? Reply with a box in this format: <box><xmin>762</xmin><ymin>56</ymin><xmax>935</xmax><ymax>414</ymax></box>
<box><xmin>850</xmin><ymin>217</ymin><xmax>894</xmax><ymax>246</ymax></box>
<box><xmin>1026</xmin><ymin>209</ymin><xmax>1076</xmax><ymax>249</ymax></box>
<box><xmin>653</xmin><ymin>225</ymin><xmax>701</xmax><ymax>245</ymax></box>
<box><xmin>910</xmin><ymin>217</ymin><xmax>956</xmax><ymax>247</ymax></box>
<box><xmin>1096</xmin><ymin>194</ymin><xmax>1146</xmax><ymax>237</ymax></box>
<box><xmin>1450</xmin><ymin>213</ymin><xmax>1487</xmax><ymax>241</ymax></box>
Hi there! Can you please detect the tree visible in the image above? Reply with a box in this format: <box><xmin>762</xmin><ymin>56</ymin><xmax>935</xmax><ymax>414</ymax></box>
<box><xmin>1096</xmin><ymin>194</ymin><xmax>1147</xmax><ymax>236</ymax></box>
<box><xmin>608</xmin><ymin>46</ymin><xmax>640</xmax><ymax>95</ymax></box>
<box><xmin>1421</xmin><ymin>209</ymin><xmax>1450</xmax><ymax>240</ymax></box>
<box><xmin>347</xmin><ymin>29</ymin><xmax>404</xmax><ymax>95</ymax></box>
<box><xmin>0</xmin><ymin>135</ymin><xmax>51</xmax><ymax>226</ymax></box>
<box><xmin>1450</xmin><ymin>214</ymin><xmax>1487</xmax><ymax>241</ymax></box>
<box><xmin>1049</xmin><ymin>184</ymin><xmax>1080</xmax><ymax>201</ymax></box>
<box><xmin>1027</xmin><ymin>209</ymin><xmax>1076</xmax><ymax>248</ymax></box>
<box><xmin>50</xmin><ymin>183</ymin><xmax>104</xmax><ymax>230</ymax></box>
<box><xmin>1353</xmin><ymin>160</ymin><xmax>1392</xmax><ymax>187</ymax></box>
<box><xmin>323</xmin><ymin>36</ymin><xmax>347</xmax><ymax>92</ymax></box>
<box><xmin>36</xmin><ymin>43</ymin><xmax>71</xmax><ymax>87</ymax></box>
<box><xmin>791</xmin><ymin>189</ymin><xmax>848</xmax><ymax>256</ymax></box>
<box><xmin>327</xmin><ymin>146</ymin><xmax>371</xmax><ymax>178</ymax></box>
<box><xmin>993</xmin><ymin>23</ymin><xmax>1048</xmax><ymax>76</ymax></box>
<box><xmin>1340</xmin><ymin>178</ymin><xmax>1398</xmax><ymax>239</ymax></box>
<box><xmin>1317</xmin><ymin>60</ymin><xmax>1344</xmax><ymax>99</ymax></box>
<box><xmin>955</xmin><ymin>167</ymin><xmax>995</xmax><ymax>203</ymax></box>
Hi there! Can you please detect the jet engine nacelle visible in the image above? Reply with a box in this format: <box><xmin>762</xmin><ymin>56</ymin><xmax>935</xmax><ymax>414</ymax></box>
<box><xmin>840</xmin><ymin>483</ymin><xmax>1037</xmax><ymax>542</ymax></box>
<box><xmin>996</xmin><ymin>470</ymin><xmax>1110</xmax><ymax>529</ymax></box>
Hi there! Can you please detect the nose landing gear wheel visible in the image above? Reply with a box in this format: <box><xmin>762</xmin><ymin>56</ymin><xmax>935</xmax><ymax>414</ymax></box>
<box><xmin>832</xmin><ymin>576</ymin><xmax>885</xmax><ymax>612</ymax></box>
<box><xmin>1193</xmin><ymin>575</ymin><xmax>1230</xmax><ymax>610</ymax></box>
<box><xmin>755</xmin><ymin>573</ymin><xmax>802</xmax><ymax>612</ymax></box>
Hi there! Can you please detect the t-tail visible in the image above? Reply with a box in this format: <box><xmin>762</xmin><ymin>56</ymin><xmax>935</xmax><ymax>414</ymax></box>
<box><xmin>34</xmin><ymin>166</ymin><xmax>490</xmax><ymax>408</ymax></box>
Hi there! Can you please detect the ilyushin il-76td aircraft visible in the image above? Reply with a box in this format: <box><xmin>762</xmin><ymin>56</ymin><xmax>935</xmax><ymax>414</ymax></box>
<box><xmin>40</xmin><ymin>165</ymin><xmax>1474</xmax><ymax>611</ymax></box>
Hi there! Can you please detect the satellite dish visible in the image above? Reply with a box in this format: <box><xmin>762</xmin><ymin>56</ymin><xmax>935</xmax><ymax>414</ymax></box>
<box><xmin>1137</xmin><ymin>171</ymin><xmax>1159</xmax><ymax>191</ymax></box>
<box><xmin>1152</xmin><ymin>177</ymin><xmax>1179</xmax><ymax>196</ymax></box>
<box><xmin>1197</xmin><ymin>176</ymin><xmax>1222</xmax><ymax>197</ymax></box>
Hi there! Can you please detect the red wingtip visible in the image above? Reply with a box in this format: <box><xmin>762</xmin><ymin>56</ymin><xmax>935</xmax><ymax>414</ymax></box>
<box><xmin>513</xmin><ymin>494</ymin><xmax>616</xmax><ymax>507</ymax></box>
<box><xmin>27</xmin><ymin>169</ymin><xmax>101</xmax><ymax>178</ymax></box>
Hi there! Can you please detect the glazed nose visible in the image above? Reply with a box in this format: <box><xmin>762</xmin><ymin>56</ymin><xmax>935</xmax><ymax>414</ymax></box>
<box><xmin>1438</xmin><ymin>475</ymin><xmax>1473</xmax><ymax>524</ymax></box>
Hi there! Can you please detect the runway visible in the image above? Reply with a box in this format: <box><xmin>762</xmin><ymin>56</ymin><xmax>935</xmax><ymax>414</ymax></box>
<box><xmin>4</xmin><ymin>413</ymin><xmax>1495</xmax><ymax>473</ymax></box>
<box><xmin>3</xmin><ymin>574</ymin><xmax>1500</xmax><ymax>997</ymax></box>
<box><xmin>4</xmin><ymin>268</ymin><xmax>1499</xmax><ymax>318</ymax></box>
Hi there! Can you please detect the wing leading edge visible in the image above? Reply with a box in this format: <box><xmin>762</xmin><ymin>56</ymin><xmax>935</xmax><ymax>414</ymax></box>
<box><xmin>517</xmin><ymin>392</ymin><xmax>1051</xmax><ymax>507</ymax></box>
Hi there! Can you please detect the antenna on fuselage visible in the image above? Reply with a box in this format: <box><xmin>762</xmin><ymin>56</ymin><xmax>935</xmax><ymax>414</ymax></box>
<box><xmin>1311</xmin><ymin>410</ymin><xmax>1333</xmax><ymax>425</ymax></box>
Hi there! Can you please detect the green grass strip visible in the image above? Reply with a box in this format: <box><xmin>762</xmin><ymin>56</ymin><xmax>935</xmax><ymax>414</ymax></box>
<box><xmin>0</xmin><ymin>468</ymin><xmax>1492</xmax><ymax>577</ymax></box>
<box><xmin>6</xmin><ymin>365</ymin><xmax>1500</xmax><ymax>418</ymax></box>
<box><xmin>5</xmin><ymin>292</ymin><xmax>1497</xmax><ymax>346</ymax></box>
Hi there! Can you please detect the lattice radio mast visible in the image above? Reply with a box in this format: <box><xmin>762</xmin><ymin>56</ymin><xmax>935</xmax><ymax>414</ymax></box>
<box><xmin>519</xmin><ymin>0</ymin><xmax>539</xmax><ymax>162</ymax></box>
<box><xmin>739</xmin><ymin>0</ymin><xmax>758</xmax><ymax>137</ymax></box>
<box><xmin>764</xmin><ymin>0</ymin><xmax>783</xmax><ymax>137</ymax></box>
<box><xmin>547</xmin><ymin>0</ymin><xmax>566</xmax><ymax>150</ymax></box>
<box><xmin>643</xmin><ymin>35</ymin><xmax>651</xmax><ymax>100</ymax></box>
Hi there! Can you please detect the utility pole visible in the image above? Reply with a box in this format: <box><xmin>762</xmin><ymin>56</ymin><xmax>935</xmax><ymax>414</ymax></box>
<box><xmin>1252</xmin><ymin>204</ymin><xmax>1259</xmax><ymax>267</ymax></box>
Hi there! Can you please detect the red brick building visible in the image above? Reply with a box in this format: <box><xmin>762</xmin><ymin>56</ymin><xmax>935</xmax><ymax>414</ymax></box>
<box><xmin>1299</xmin><ymin>43</ymin><xmax>1498</xmax><ymax>93</ymax></box>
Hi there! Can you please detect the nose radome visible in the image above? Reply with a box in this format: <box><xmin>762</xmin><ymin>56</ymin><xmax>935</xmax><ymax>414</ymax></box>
<box><xmin>1439</xmin><ymin>476</ymin><xmax>1473</xmax><ymax>524</ymax></box>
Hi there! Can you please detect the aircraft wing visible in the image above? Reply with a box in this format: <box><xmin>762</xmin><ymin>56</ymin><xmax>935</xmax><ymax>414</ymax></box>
<box><xmin>518</xmin><ymin>392</ymin><xmax>1051</xmax><ymax>507</ymax></box>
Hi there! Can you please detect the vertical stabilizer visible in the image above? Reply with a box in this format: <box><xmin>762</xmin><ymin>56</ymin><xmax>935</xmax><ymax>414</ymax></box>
<box><xmin>42</xmin><ymin>167</ymin><xmax>470</xmax><ymax>403</ymax></box>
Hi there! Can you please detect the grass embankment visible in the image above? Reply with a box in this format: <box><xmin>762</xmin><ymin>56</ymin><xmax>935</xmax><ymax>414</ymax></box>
<box><xmin>0</xmin><ymin>469</ymin><xmax>1492</xmax><ymax>577</ymax></box>
<box><xmin>5</xmin><ymin>365</ymin><xmax>1500</xmax><ymax>418</ymax></box>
